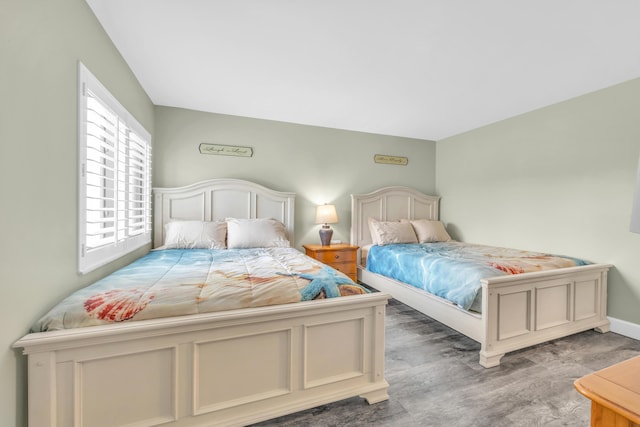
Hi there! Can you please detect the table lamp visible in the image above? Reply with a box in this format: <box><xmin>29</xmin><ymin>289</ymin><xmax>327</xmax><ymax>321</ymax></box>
<box><xmin>315</xmin><ymin>204</ymin><xmax>338</xmax><ymax>246</ymax></box>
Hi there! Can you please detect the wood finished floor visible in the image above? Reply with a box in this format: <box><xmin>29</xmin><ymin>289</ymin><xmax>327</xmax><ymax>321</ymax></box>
<box><xmin>251</xmin><ymin>298</ymin><xmax>640</xmax><ymax>427</ymax></box>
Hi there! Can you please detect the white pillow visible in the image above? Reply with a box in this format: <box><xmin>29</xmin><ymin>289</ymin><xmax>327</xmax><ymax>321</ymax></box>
<box><xmin>164</xmin><ymin>220</ymin><xmax>227</xmax><ymax>249</ymax></box>
<box><xmin>226</xmin><ymin>218</ymin><xmax>290</xmax><ymax>249</ymax></box>
<box><xmin>401</xmin><ymin>219</ymin><xmax>452</xmax><ymax>243</ymax></box>
<box><xmin>368</xmin><ymin>218</ymin><xmax>418</xmax><ymax>246</ymax></box>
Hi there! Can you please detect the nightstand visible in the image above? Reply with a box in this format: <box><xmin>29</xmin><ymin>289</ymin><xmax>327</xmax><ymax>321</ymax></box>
<box><xmin>302</xmin><ymin>244</ymin><xmax>359</xmax><ymax>282</ymax></box>
<box><xmin>574</xmin><ymin>355</ymin><xmax>640</xmax><ymax>426</ymax></box>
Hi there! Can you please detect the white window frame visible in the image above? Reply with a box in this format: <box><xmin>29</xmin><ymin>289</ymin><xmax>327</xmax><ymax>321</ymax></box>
<box><xmin>78</xmin><ymin>62</ymin><xmax>152</xmax><ymax>274</ymax></box>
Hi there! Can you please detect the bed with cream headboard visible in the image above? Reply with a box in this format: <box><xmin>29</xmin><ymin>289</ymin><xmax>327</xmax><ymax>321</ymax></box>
<box><xmin>351</xmin><ymin>185</ymin><xmax>610</xmax><ymax>368</ymax></box>
<box><xmin>14</xmin><ymin>179</ymin><xmax>389</xmax><ymax>427</ymax></box>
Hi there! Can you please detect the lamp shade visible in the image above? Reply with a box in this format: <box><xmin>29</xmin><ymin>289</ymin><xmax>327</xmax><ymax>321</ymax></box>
<box><xmin>315</xmin><ymin>204</ymin><xmax>338</xmax><ymax>225</ymax></box>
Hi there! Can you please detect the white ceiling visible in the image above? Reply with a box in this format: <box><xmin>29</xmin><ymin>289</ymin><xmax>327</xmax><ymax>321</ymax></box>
<box><xmin>86</xmin><ymin>0</ymin><xmax>640</xmax><ymax>141</ymax></box>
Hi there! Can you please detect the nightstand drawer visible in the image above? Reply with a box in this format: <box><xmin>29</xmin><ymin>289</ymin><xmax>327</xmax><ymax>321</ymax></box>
<box><xmin>332</xmin><ymin>262</ymin><xmax>357</xmax><ymax>277</ymax></box>
<box><xmin>312</xmin><ymin>250</ymin><xmax>356</xmax><ymax>264</ymax></box>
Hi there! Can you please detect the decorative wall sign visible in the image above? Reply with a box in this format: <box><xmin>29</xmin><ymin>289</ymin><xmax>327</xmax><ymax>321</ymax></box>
<box><xmin>374</xmin><ymin>154</ymin><xmax>408</xmax><ymax>166</ymax></box>
<box><xmin>199</xmin><ymin>143</ymin><xmax>253</xmax><ymax>157</ymax></box>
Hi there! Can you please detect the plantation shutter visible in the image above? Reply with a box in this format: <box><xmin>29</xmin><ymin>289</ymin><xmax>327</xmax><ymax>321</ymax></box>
<box><xmin>79</xmin><ymin>63</ymin><xmax>152</xmax><ymax>273</ymax></box>
<box><xmin>84</xmin><ymin>91</ymin><xmax>118</xmax><ymax>251</ymax></box>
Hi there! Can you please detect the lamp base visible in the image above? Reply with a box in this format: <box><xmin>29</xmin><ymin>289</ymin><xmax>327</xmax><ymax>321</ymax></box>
<box><xmin>319</xmin><ymin>226</ymin><xmax>333</xmax><ymax>246</ymax></box>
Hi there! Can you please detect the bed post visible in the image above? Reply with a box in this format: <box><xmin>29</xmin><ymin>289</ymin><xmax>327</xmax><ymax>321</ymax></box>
<box><xmin>594</xmin><ymin>268</ymin><xmax>610</xmax><ymax>333</ymax></box>
<box><xmin>479</xmin><ymin>282</ymin><xmax>504</xmax><ymax>368</ymax></box>
<box><xmin>25</xmin><ymin>351</ymin><xmax>57</xmax><ymax>427</ymax></box>
<box><xmin>359</xmin><ymin>301</ymin><xmax>389</xmax><ymax>404</ymax></box>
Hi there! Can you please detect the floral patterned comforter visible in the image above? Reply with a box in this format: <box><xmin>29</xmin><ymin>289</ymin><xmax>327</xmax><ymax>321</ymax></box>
<box><xmin>34</xmin><ymin>248</ymin><xmax>368</xmax><ymax>332</ymax></box>
<box><xmin>367</xmin><ymin>242</ymin><xmax>589</xmax><ymax>312</ymax></box>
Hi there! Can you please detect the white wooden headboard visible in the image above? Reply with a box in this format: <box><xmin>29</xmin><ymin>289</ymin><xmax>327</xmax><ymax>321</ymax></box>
<box><xmin>350</xmin><ymin>186</ymin><xmax>440</xmax><ymax>249</ymax></box>
<box><xmin>153</xmin><ymin>179</ymin><xmax>296</xmax><ymax>248</ymax></box>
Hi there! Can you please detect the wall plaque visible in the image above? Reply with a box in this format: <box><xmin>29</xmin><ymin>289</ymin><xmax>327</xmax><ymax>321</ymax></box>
<box><xmin>199</xmin><ymin>143</ymin><xmax>253</xmax><ymax>157</ymax></box>
<box><xmin>374</xmin><ymin>154</ymin><xmax>408</xmax><ymax>166</ymax></box>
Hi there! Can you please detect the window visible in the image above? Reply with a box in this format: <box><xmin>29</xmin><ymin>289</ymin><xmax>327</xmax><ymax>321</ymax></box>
<box><xmin>78</xmin><ymin>62</ymin><xmax>152</xmax><ymax>274</ymax></box>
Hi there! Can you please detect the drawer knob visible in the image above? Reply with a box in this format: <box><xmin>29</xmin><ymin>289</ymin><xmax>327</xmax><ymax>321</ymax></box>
<box><xmin>335</xmin><ymin>255</ymin><xmax>340</xmax><ymax>259</ymax></box>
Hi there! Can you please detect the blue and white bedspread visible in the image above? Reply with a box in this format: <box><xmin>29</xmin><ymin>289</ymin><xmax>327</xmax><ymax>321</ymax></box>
<box><xmin>367</xmin><ymin>242</ymin><xmax>590</xmax><ymax>311</ymax></box>
<box><xmin>34</xmin><ymin>248</ymin><xmax>368</xmax><ymax>332</ymax></box>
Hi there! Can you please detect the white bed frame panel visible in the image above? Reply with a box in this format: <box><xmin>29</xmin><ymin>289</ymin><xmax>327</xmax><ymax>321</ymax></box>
<box><xmin>351</xmin><ymin>186</ymin><xmax>610</xmax><ymax>368</ymax></box>
<box><xmin>15</xmin><ymin>179</ymin><xmax>389</xmax><ymax>427</ymax></box>
<box><xmin>153</xmin><ymin>178</ymin><xmax>296</xmax><ymax>248</ymax></box>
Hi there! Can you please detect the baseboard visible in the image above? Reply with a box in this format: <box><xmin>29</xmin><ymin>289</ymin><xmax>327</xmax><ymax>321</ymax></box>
<box><xmin>608</xmin><ymin>316</ymin><xmax>640</xmax><ymax>341</ymax></box>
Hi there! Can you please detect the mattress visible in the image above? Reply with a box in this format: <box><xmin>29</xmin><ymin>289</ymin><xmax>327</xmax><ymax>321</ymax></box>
<box><xmin>366</xmin><ymin>242</ymin><xmax>590</xmax><ymax>312</ymax></box>
<box><xmin>34</xmin><ymin>247</ymin><xmax>369</xmax><ymax>332</ymax></box>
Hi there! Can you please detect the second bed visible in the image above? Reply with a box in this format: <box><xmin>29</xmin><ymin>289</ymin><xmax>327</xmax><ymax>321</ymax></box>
<box><xmin>351</xmin><ymin>185</ymin><xmax>611</xmax><ymax>368</ymax></box>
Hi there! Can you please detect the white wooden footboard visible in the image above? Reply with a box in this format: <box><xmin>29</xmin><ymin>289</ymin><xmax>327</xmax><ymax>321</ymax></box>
<box><xmin>479</xmin><ymin>263</ymin><xmax>610</xmax><ymax>368</ymax></box>
<box><xmin>359</xmin><ymin>263</ymin><xmax>610</xmax><ymax>368</ymax></box>
<box><xmin>14</xmin><ymin>293</ymin><xmax>390</xmax><ymax>427</ymax></box>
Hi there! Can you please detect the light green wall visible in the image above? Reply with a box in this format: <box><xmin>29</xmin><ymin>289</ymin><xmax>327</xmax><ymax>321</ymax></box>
<box><xmin>0</xmin><ymin>1</ymin><xmax>154</xmax><ymax>426</ymax></box>
<box><xmin>154</xmin><ymin>106</ymin><xmax>437</xmax><ymax>248</ymax></box>
<box><xmin>437</xmin><ymin>78</ymin><xmax>640</xmax><ymax>324</ymax></box>
<box><xmin>3</xmin><ymin>1</ymin><xmax>639</xmax><ymax>425</ymax></box>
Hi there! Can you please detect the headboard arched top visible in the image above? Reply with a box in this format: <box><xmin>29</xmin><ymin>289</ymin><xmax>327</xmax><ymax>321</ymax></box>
<box><xmin>153</xmin><ymin>179</ymin><xmax>296</xmax><ymax>248</ymax></box>
<box><xmin>350</xmin><ymin>186</ymin><xmax>440</xmax><ymax>249</ymax></box>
